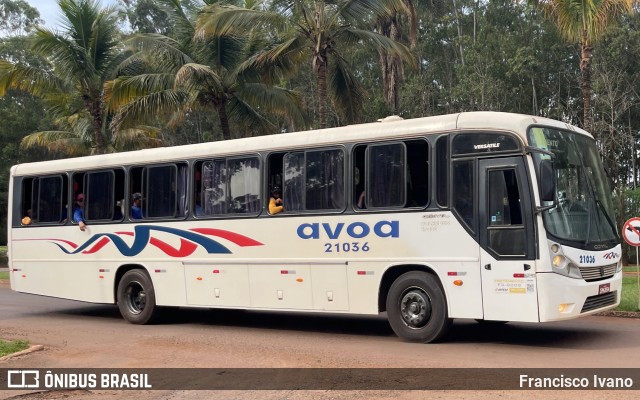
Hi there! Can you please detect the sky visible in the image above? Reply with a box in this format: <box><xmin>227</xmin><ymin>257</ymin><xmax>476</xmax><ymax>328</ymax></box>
<box><xmin>26</xmin><ymin>0</ymin><xmax>120</xmax><ymax>29</ymax></box>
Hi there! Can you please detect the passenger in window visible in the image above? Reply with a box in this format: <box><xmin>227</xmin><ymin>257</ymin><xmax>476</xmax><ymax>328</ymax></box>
<box><xmin>356</xmin><ymin>191</ymin><xmax>366</xmax><ymax>209</ymax></box>
<box><xmin>194</xmin><ymin>194</ymin><xmax>204</xmax><ymax>216</ymax></box>
<box><xmin>73</xmin><ymin>193</ymin><xmax>87</xmax><ymax>231</ymax></box>
<box><xmin>131</xmin><ymin>193</ymin><xmax>143</xmax><ymax>219</ymax></box>
<box><xmin>21</xmin><ymin>209</ymin><xmax>32</xmax><ymax>225</ymax></box>
<box><xmin>269</xmin><ymin>187</ymin><xmax>284</xmax><ymax>215</ymax></box>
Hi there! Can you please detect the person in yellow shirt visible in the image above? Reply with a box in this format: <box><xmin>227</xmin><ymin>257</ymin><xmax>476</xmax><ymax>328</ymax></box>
<box><xmin>22</xmin><ymin>209</ymin><xmax>32</xmax><ymax>225</ymax></box>
<box><xmin>269</xmin><ymin>188</ymin><xmax>284</xmax><ymax>215</ymax></box>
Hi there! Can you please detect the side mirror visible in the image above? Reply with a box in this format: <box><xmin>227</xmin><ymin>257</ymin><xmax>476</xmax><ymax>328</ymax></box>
<box><xmin>539</xmin><ymin>159</ymin><xmax>555</xmax><ymax>202</ymax></box>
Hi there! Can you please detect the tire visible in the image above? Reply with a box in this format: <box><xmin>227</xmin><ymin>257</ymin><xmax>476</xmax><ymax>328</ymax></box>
<box><xmin>386</xmin><ymin>271</ymin><xmax>451</xmax><ymax>343</ymax></box>
<box><xmin>117</xmin><ymin>269</ymin><xmax>158</xmax><ymax>324</ymax></box>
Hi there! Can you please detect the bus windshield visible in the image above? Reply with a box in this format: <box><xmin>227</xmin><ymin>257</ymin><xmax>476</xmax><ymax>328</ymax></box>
<box><xmin>529</xmin><ymin>127</ymin><xmax>618</xmax><ymax>246</ymax></box>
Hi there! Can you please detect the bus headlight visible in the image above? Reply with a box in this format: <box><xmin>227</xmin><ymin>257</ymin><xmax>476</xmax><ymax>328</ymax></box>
<box><xmin>552</xmin><ymin>257</ymin><xmax>582</xmax><ymax>279</ymax></box>
<box><xmin>552</xmin><ymin>255</ymin><xmax>565</xmax><ymax>267</ymax></box>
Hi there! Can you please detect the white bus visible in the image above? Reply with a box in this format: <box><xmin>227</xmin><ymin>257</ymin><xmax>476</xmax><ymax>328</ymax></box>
<box><xmin>7</xmin><ymin>112</ymin><xmax>622</xmax><ymax>342</ymax></box>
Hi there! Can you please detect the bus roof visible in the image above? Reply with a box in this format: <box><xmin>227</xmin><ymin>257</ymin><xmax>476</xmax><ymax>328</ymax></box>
<box><xmin>11</xmin><ymin>111</ymin><xmax>588</xmax><ymax>176</ymax></box>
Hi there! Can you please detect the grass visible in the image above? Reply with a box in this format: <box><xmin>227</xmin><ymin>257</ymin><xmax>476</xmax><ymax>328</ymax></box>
<box><xmin>0</xmin><ymin>246</ymin><xmax>6</xmax><ymax>270</ymax></box>
<box><xmin>0</xmin><ymin>339</ymin><xmax>29</xmax><ymax>358</ymax></box>
<box><xmin>617</xmin><ymin>276</ymin><xmax>640</xmax><ymax>312</ymax></box>
<box><xmin>0</xmin><ymin>271</ymin><xmax>8</xmax><ymax>280</ymax></box>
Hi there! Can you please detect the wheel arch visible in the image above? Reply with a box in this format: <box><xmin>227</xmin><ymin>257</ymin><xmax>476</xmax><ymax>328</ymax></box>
<box><xmin>113</xmin><ymin>264</ymin><xmax>150</xmax><ymax>303</ymax></box>
<box><xmin>378</xmin><ymin>264</ymin><xmax>446</xmax><ymax>313</ymax></box>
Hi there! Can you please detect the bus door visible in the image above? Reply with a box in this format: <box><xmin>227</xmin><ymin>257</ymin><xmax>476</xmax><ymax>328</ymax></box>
<box><xmin>478</xmin><ymin>157</ymin><xmax>539</xmax><ymax>322</ymax></box>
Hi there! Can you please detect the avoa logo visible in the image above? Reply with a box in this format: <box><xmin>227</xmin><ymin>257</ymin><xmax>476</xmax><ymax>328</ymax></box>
<box><xmin>297</xmin><ymin>220</ymin><xmax>399</xmax><ymax>239</ymax></box>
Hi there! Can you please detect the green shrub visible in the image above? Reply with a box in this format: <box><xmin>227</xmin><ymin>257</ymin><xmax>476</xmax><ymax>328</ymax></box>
<box><xmin>617</xmin><ymin>277</ymin><xmax>640</xmax><ymax>312</ymax></box>
<box><xmin>0</xmin><ymin>339</ymin><xmax>29</xmax><ymax>357</ymax></box>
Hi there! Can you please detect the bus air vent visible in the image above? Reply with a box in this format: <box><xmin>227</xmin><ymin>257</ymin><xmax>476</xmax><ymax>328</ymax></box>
<box><xmin>578</xmin><ymin>263</ymin><xmax>617</xmax><ymax>282</ymax></box>
<box><xmin>580</xmin><ymin>291</ymin><xmax>616</xmax><ymax>313</ymax></box>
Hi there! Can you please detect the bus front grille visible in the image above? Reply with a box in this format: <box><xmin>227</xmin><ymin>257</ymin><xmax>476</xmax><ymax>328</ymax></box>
<box><xmin>579</xmin><ymin>263</ymin><xmax>617</xmax><ymax>282</ymax></box>
<box><xmin>581</xmin><ymin>291</ymin><xmax>617</xmax><ymax>313</ymax></box>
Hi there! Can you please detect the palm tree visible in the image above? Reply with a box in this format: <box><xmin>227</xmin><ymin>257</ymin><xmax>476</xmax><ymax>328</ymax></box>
<box><xmin>196</xmin><ymin>0</ymin><xmax>414</xmax><ymax>129</ymax></box>
<box><xmin>534</xmin><ymin>0</ymin><xmax>635</xmax><ymax>132</ymax></box>
<box><xmin>106</xmin><ymin>0</ymin><xmax>306</xmax><ymax>141</ymax></box>
<box><xmin>376</xmin><ymin>0</ymin><xmax>418</xmax><ymax>114</ymax></box>
<box><xmin>0</xmin><ymin>0</ymin><xmax>126</xmax><ymax>154</ymax></box>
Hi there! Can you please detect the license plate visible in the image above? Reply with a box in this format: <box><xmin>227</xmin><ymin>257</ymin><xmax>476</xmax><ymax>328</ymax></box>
<box><xmin>598</xmin><ymin>283</ymin><xmax>611</xmax><ymax>295</ymax></box>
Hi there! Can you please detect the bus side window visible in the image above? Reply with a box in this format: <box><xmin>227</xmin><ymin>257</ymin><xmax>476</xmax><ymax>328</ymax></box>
<box><xmin>353</xmin><ymin>145</ymin><xmax>366</xmax><ymax>209</ymax></box>
<box><xmin>228</xmin><ymin>157</ymin><xmax>260</xmax><ymax>214</ymax></box>
<box><xmin>35</xmin><ymin>175</ymin><xmax>67</xmax><ymax>224</ymax></box>
<box><xmin>305</xmin><ymin>149</ymin><xmax>344</xmax><ymax>210</ymax></box>
<box><xmin>487</xmin><ymin>168</ymin><xmax>525</xmax><ymax>256</ymax></box>
<box><xmin>130</xmin><ymin>166</ymin><xmax>144</xmax><ymax>219</ymax></box>
<box><xmin>452</xmin><ymin>160</ymin><xmax>475</xmax><ymax>232</ymax></box>
<box><xmin>146</xmin><ymin>165</ymin><xmax>178</xmax><ymax>218</ymax></box>
<box><xmin>367</xmin><ymin>143</ymin><xmax>405</xmax><ymax>208</ymax></box>
<box><xmin>84</xmin><ymin>171</ymin><xmax>115</xmax><ymax>221</ymax></box>
<box><xmin>20</xmin><ymin>178</ymin><xmax>35</xmax><ymax>225</ymax></box>
<box><xmin>405</xmin><ymin>139</ymin><xmax>429</xmax><ymax>208</ymax></box>
<box><xmin>284</xmin><ymin>152</ymin><xmax>304</xmax><ymax>212</ymax></box>
<box><xmin>436</xmin><ymin>135</ymin><xmax>449</xmax><ymax>207</ymax></box>
<box><xmin>201</xmin><ymin>159</ymin><xmax>227</xmax><ymax>216</ymax></box>
<box><xmin>267</xmin><ymin>152</ymin><xmax>284</xmax><ymax>213</ymax></box>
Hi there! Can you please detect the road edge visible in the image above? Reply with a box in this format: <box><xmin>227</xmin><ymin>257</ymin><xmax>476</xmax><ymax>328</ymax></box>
<box><xmin>0</xmin><ymin>344</ymin><xmax>45</xmax><ymax>362</ymax></box>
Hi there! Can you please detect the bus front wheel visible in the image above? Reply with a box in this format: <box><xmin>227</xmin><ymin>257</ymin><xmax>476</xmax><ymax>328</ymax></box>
<box><xmin>117</xmin><ymin>269</ymin><xmax>158</xmax><ymax>324</ymax></box>
<box><xmin>386</xmin><ymin>271</ymin><xmax>451</xmax><ymax>343</ymax></box>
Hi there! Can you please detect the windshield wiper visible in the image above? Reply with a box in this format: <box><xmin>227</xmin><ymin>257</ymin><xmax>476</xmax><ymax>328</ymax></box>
<box><xmin>594</xmin><ymin>198</ymin><xmax>618</xmax><ymax>237</ymax></box>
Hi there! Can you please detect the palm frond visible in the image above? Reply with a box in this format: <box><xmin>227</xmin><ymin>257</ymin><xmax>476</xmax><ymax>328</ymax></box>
<box><xmin>110</xmin><ymin>89</ymin><xmax>190</xmax><ymax>131</ymax></box>
<box><xmin>21</xmin><ymin>130</ymin><xmax>90</xmax><ymax>156</ymax></box>
<box><xmin>337</xmin><ymin>0</ymin><xmax>409</xmax><ymax>25</ymax></box>
<box><xmin>113</xmin><ymin>125</ymin><xmax>166</xmax><ymax>150</ymax></box>
<box><xmin>104</xmin><ymin>74</ymin><xmax>177</xmax><ymax>111</ymax></box>
<box><xmin>126</xmin><ymin>33</ymin><xmax>195</xmax><ymax>71</ymax></box>
<box><xmin>0</xmin><ymin>60</ymin><xmax>63</xmax><ymax>97</ymax></box>
<box><xmin>226</xmin><ymin>96</ymin><xmax>278</xmax><ymax>134</ymax></box>
<box><xmin>175</xmin><ymin>63</ymin><xmax>224</xmax><ymax>92</ymax></box>
<box><xmin>328</xmin><ymin>54</ymin><xmax>366</xmax><ymax>124</ymax></box>
<box><xmin>235</xmin><ymin>82</ymin><xmax>308</xmax><ymax>129</ymax></box>
<box><xmin>196</xmin><ymin>5</ymin><xmax>286</xmax><ymax>40</ymax></box>
<box><xmin>338</xmin><ymin>27</ymin><xmax>415</xmax><ymax>67</ymax></box>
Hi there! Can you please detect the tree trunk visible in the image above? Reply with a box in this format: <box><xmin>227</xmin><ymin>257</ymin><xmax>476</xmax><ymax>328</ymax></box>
<box><xmin>452</xmin><ymin>0</ymin><xmax>465</xmax><ymax>66</ymax></box>
<box><xmin>217</xmin><ymin>99</ymin><xmax>231</xmax><ymax>141</ymax></box>
<box><xmin>84</xmin><ymin>95</ymin><xmax>105</xmax><ymax>154</ymax></box>
<box><xmin>378</xmin><ymin>14</ymin><xmax>404</xmax><ymax>114</ymax></box>
<box><xmin>314</xmin><ymin>53</ymin><xmax>328</xmax><ymax>129</ymax></box>
<box><xmin>580</xmin><ymin>41</ymin><xmax>593</xmax><ymax>133</ymax></box>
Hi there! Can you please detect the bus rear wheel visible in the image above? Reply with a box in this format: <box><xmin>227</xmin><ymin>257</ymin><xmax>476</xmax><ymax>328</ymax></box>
<box><xmin>386</xmin><ymin>271</ymin><xmax>451</xmax><ymax>343</ymax></box>
<box><xmin>117</xmin><ymin>269</ymin><xmax>158</xmax><ymax>324</ymax></box>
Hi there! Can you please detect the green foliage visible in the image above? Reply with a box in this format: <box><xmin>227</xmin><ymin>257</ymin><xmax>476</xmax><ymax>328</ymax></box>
<box><xmin>110</xmin><ymin>0</ymin><xmax>306</xmax><ymax>141</ymax></box>
<box><xmin>197</xmin><ymin>0</ymin><xmax>413</xmax><ymax>128</ymax></box>
<box><xmin>617</xmin><ymin>276</ymin><xmax>640</xmax><ymax>312</ymax></box>
<box><xmin>0</xmin><ymin>0</ymin><xmax>42</xmax><ymax>37</ymax></box>
<box><xmin>119</xmin><ymin>0</ymin><xmax>173</xmax><ymax>35</ymax></box>
<box><xmin>0</xmin><ymin>245</ymin><xmax>7</xmax><ymax>266</ymax></box>
<box><xmin>0</xmin><ymin>339</ymin><xmax>29</xmax><ymax>357</ymax></box>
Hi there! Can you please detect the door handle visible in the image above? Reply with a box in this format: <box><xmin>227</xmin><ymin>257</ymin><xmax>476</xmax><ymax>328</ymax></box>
<box><xmin>524</xmin><ymin>264</ymin><xmax>531</xmax><ymax>271</ymax></box>
<box><xmin>484</xmin><ymin>264</ymin><xmax>491</xmax><ymax>270</ymax></box>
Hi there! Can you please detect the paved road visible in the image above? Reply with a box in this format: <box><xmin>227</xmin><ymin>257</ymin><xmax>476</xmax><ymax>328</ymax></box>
<box><xmin>0</xmin><ymin>282</ymin><xmax>639</xmax><ymax>399</ymax></box>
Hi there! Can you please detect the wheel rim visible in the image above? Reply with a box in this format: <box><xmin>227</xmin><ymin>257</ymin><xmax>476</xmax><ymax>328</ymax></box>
<box><xmin>399</xmin><ymin>287</ymin><xmax>432</xmax><ymax>329</ymax></box>
<box><xmin>124</xmin><ymin>280</ymin><xmax>147</xmax><ymax>315</ymax></box>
